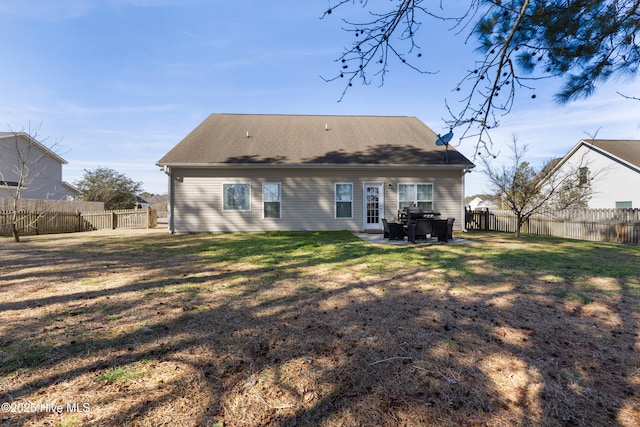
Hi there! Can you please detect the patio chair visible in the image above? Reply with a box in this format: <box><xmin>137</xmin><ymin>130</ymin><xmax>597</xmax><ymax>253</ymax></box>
<box><xmin>414</xmin><ymin>219</ymin><xmax>432</xmax><ymax>240</ymax></box>
<box><xmin>447</xmin><ymin>218</ymin><xmax>455</xmax><ymax>240</ymax></box>
<box><xmin>431</xmin><ymin>219</ymin><xmax>449</xmax><ymax>242</ymax></box>
<box><xmin>387</xmin><ymin>222</ymin><xmax>405</xmax><ymax>241</ymax></box>
<box><xmin>382</xmin><ymin>218</ymin><xmax>390</xmax><ymax>238</ymax></box>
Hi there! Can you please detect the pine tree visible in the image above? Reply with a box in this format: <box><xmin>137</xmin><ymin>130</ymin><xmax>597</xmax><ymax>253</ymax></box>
<box><xmin>324</xmin><ymin>1</ymin><xmax>640</xmax><ymax>153</ymax></box>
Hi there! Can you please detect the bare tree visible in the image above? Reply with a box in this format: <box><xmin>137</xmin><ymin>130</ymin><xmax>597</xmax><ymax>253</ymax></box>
<box><xmin>322</xmin><ymin>1</ymin><xmax>640</xmax><ymax>155</ymax></box>
<box><xmin>546</xmin><ymin>166</ymin><xmax>593</xmax><ymax>211</ymax></box>
<box><xmin>0</xmin><ymin>125</ymin><xmax>62</xmax><ymax>242</ymax></box>
<box><xmin>482</xmin><ymin>137</ymin><xmax>592</xmax><ymax>237</ymax></box>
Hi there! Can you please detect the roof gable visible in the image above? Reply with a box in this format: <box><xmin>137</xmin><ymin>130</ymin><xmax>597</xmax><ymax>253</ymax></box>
<box><xmin>62</xmin><ymin>181</ymin><xmax>81</xmax><ymax>195</ymax></box>
<box><xmin>543</xmin><ymin>139</ymin><xmax>640</xmax><ymax>181</ymax></box>
<box><xmin>158</xmin><ymin>114</ymin><xmax>474</xmax><ymax>167</ymax></box>
<box><xmin>0</xmin><ymin>132</ymin><xmax>68</xmax><ymax>165</ymax></box>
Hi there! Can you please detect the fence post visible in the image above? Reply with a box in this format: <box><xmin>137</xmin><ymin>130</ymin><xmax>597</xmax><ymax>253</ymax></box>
<box><xmin>112</xmin><ymin>211</ymin><xmax>117</xmax><ymax>229</ymax></box>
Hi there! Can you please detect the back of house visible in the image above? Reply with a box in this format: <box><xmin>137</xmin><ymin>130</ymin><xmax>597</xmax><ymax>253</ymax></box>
<box><xmin>157</xmin><ymin>114</ymin><xmax>475</xmax><ymax>234</ymax></box>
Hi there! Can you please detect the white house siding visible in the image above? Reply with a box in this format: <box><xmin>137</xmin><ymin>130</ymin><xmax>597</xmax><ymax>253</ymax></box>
<box><xmin>556</xmin><ymin>145</ymin><xmax>640</xmax><ymax>209</ymax></box>
<box><xmin>169</xmin><ymin>167</ymin><xmax>465</xmax><ymax>233</ymax></box>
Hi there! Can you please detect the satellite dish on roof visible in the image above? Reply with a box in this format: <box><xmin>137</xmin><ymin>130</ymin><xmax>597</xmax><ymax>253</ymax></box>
<box><xmin>435</xmin><ymin>129</ymin><xmax>453</xmax><ymax>146</ymax></box>
<box><xmin>435</xmin><ymin>129</ymin><xmax>453</xmax><ymax>163</ymax></box>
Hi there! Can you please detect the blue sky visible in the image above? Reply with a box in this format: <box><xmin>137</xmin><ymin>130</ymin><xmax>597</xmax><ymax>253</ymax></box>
<box><xmin>1</xmin><ymin>0</ymin><xmax>639</xmax><ymax>196</ymax></box>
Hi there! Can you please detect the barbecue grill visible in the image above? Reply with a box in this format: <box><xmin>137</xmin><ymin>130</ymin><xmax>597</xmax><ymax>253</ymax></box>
<box><xmin>400</xmin><ymin>207</ymin><xmax>441</xmax><ymax>220</ymax></box>
<box><xmin>403</xmin><ymin>206</ymin><xmax>423</xmax><ymax>220</ymax></box>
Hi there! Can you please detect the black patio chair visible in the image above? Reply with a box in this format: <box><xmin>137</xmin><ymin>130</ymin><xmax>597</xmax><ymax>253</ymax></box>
<box><xmin>447</xmin><ymin>218</ymin><xmax>455</xmax><ymax>240</ymax></box>
<box><xmin>431</xmin><ymin>219</ymin><xmax>449</xmax><ymax>242</ymax></box>
<box><xmin>382</xmin><ymin>218</ymin><xmax>390</xmax><ymax>238</ymax></box>
<box><xmin>387</xmin><ymin>222</ymin><xmax>405</xmax><ymax>241</ymax></box>
<box><xmin>414</xmin><ymin>219</ymin><xmax>432</xmax><ymax>240</ymax></box>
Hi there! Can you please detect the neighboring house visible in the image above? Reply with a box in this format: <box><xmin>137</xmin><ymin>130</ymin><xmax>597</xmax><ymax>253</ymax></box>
<box><xmin>157</xmin><ymin>114</ymin><xmax>475</xmax><ymax>234</ymax></box>
<box><xmin>0</xmin><ymin>132</ymin><xmax>80</xmax><ymax>201</ymax></box>
<box><xmin>468</xmin><ymin>196</ymin><xmax>499</xmax><ymax>210</ymax></box>
<box><xmin>544</xmin><ymin>139</ymin><xmax>640</xmax><ymax>209</ymax></box>
<box><xmin>136</xmin><ymin>196</ymin><xmax>150</xmax><ymax>209</ymax></box>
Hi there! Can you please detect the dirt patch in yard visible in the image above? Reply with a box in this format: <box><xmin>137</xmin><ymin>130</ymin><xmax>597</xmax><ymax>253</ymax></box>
<box><xmin>1</xmin><ymin>229</ymin><xmax>639</xmax><ymax>426</ymax></box>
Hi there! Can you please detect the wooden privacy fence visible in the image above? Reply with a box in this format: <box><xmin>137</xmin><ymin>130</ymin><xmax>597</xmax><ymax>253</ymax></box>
<box><xmin>466</xmin><ymin>208</ymin><xmax>640</xmax><ymax>243</ymax></box>
<box><xmin>0</xmin><ymin>208</ymin><xmax>157</xmax><ymax>237</ymax></box>
<box><xmin>0</xmin><ymin>198</ymin><xmax>104</xmax><ymax>212</ymax></box>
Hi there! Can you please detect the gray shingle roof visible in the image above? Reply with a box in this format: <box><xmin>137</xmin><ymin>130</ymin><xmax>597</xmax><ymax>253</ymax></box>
<box><xmin>584</xmin><ymin>139</ymin><xmax>640</xmax><ymax>169</ymax></box>
<box><xmin>157</xmin><ymin>114</ymin><xmax>475</xmax><ymax>167</ymax></box>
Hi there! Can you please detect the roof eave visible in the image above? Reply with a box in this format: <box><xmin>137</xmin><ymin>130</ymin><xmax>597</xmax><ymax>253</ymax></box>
<box><xmin>541</xmin><ymin>139</ymin><xmax>592</xmax><ymax>181</ymax></box>
<box><xmin>156</xmin><ymin>162</ymin><xmax>474</xmax><ymax>169</ymax></box>
<box><xmin>580</xmin><ymin>139</ymin><xmax>640</xmax><ymax>171</ymax></box>
<box><xmin>62</xmin><ymin>181</ymin><xmax>81</xmax><ymax>194</ymax></box>
<box><xmin>0</xmin><ymin>132</ymin><xmax>68</xmax><ymax>165</ymax></box>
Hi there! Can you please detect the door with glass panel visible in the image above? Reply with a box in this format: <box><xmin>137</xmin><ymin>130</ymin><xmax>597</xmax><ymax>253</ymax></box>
<box><xmin>363</xmin><ymin>183</ymin><xmax>384</xmax><ymax>231</ymax></box>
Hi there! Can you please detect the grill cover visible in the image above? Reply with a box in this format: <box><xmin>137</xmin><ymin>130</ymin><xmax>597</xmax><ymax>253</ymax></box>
<box><xmin>403</xmin><ymin>207</ymin><xmax>423</xmax><ymax>219</ymax></box>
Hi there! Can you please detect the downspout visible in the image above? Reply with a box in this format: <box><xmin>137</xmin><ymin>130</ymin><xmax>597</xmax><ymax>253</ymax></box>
<box><xmin>462</xmin><ymin>167</ymin><xmax>473</xmax><ymax>232</ymax></box>
<box><xmin>162</xmin><ymin>165</ymin><xmax>174</xmax><ymax>233</ymax></box>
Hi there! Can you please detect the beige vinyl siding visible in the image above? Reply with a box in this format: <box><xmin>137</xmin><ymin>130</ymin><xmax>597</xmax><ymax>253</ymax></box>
<box><xmin>170</xmin><ymin>167</ymin><xmax>464</xmax><ymax>233</ymax></box>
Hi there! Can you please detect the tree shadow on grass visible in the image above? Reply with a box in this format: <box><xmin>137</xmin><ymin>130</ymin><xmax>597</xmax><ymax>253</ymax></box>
<box><xmin>1</xmin><ymin>231</ymin><xmax>638</xmax><ymax>426</ymax></box>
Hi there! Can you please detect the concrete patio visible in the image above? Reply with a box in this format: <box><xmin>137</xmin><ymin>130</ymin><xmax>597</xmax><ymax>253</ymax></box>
<box><xmin>354</xmin><ymin>232</ymin><xmax>472</xmax><ymax>246</ymax></box>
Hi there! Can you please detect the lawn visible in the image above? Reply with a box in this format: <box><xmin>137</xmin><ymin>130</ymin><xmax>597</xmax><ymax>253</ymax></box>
<box><xmin>1</xmin><ymin>229</ymin><xmax>639</xmax><ymax>426</ymax></box>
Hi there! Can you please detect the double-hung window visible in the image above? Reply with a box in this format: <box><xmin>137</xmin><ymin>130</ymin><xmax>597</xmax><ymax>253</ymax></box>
<box><xmin>263</xmin><ymin>183</ymin><xmax>281</xmax><ymax>218</ymax></box>
<box><xmin>335</xmin><ymin>183</ymin><xmax>353</xmax><ymax>218</ymax></box>
<box><xmin>223</xmin><ymin>183</ymin><xmax>251</xmax><ymax>211</ymax></box>
<box><xmin>398</xmin><ymin>183</ymin><xmax>433</xmax><ymax>210</ymax></box>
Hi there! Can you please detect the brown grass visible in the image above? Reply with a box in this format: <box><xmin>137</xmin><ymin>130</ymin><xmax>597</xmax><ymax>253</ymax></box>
<box><xmin>1</xmin><ymin>229</ymin><xmax>639</xmax><ymax>427</ymax></box>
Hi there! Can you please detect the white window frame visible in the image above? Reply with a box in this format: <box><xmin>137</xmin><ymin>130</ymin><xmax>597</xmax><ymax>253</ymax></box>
<box><xmin>262</xmin><ymin>182</ymin><xmax>282</xmax><ymax>219</ymax></box>
<box><xmin>397</xmin><ymin>183</ymin><xmax>434</xmax><ymax>210</ymax></box>
<box><xmin>222</xmin><ymin>183</ymin><xmax>251</xmax><ymax>211</ymax></box>
<box><xmin>335</xmin><ymin>182</ymin><xmax>353</xmax><ymax>219</ymax></box>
